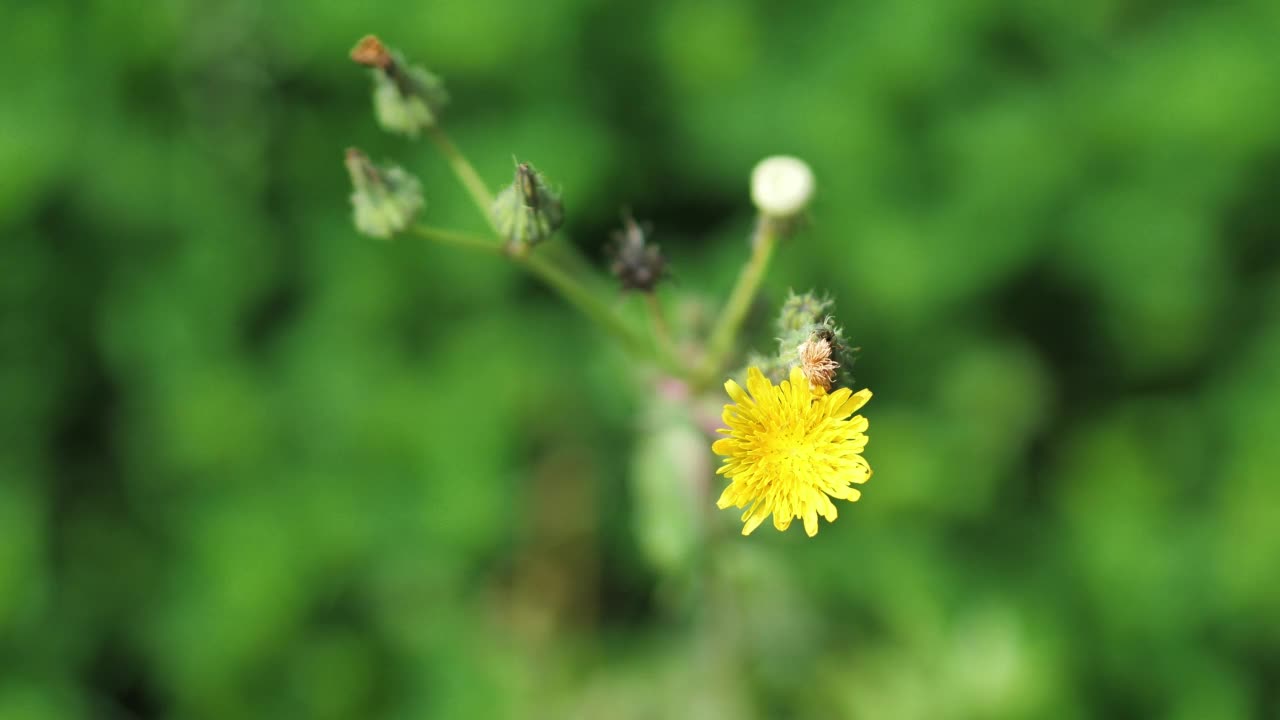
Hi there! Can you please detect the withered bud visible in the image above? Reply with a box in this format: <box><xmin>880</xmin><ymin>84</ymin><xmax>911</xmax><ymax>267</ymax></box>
<box><xmin>797</xmin><ymin>334</ymin><xmax>840</xmax><ymax>392</ymax></box>
<box><xmin>609</xmin><ymin>213</ymin><xmax>666</xmax><ymax>292</ymax></box>
<box><xmin>351</xmin><ymin>35</ymin><xmax>449</xmax><ymax>137</ymax></box>
<box><xmin>350</xmin><ymin>35</ymin><xmax>393</xmax><ymax>70</ymax></box>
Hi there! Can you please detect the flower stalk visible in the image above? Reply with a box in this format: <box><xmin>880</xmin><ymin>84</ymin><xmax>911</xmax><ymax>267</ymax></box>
<box><xmin>645</xmin><ymin>293</ymin><xmax>675</xmax><ymax>357</ymax></box>
<box><xmin>407</xmin><ymin>225</ymin><xmax>501</xmax><ymax>254</ymax></box>
<box><xmin>699</xmin><ymin>219</ymin><xmax>780</xmax><ymax>384</ymax></box>
<box><xmin>407</xmin><ymin>224</ymin><xmax>690</xmax><ymax>378</ymax></box>
<box><xmin>425</xmin><ymin>125</ymin><xmax>497</xmax><ymax>229</ymax></box>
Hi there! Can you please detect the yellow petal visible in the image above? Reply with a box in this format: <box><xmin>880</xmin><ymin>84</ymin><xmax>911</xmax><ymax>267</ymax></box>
<box><xmin>837</xmin><ymin>388</ymin><xmax>872</xmax><ymax>417</ymax></box>
<box><xmin>848</xmin><ymin>456</ymin><xmax>872</xmax><ymax>483</ymax></box>
<box><xmin>716</xmin><ymin>485</ymin><xmax>738</xmax><ymax>509</ymax></box>
<box><xmin>724</xmin><ymin>378</ymin><xmax>750</xmax><ymax>405</ymax></box>
<box><xmin>788</xmin><ymin>365</ymin><xmax>807</xmax><ymax>390</ymax></box>
<box><xmin>786</xmin><ymin>366</ymin><xmax>809</xmax><ymax>412</ymax></box>
<box><xmin>742</xmin><ymin>505</ymin><xmax>769</xmax><ymax>535</ymax></box>
<box><xmin>804</xmin><ymin>508</ymin><xmax>819</xmax><ymax>537</ymax></box>
<box><xmin>746</xmin><ymin>367</ymin><xmax>770</xmax><ymax>399</ymax></box>
<box><xmin>817</xmin><ymin>493</ymin><xmax>838</xmax><ymax>522</ymax></box>
<box><xmin>825</xmin><ymin>387</ymin><xmax>852</xmax><ymax>413</ymax></box>
<box><xmin>711</xmin><ymin>438</ymin><xmax>736</xmax><ymax>455</ymax></box>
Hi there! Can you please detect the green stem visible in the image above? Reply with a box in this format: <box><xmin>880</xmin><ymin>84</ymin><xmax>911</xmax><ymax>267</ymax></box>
<box><xmin>407</xmin><ymin>225</ymin><xmax>501</xmax><ymax>254</ymax></box>
<box><xmin>518</xmin><ymin>254</ymin><xmax>691</xmax><ymax>378</ymax></box>
<box><xmin>426</xmin><ymin>125</ymin><xmax>496</xmax><ymax>228</ymax></box>
<box><xmin>410</xmin><ymin>224</ymin><xmax>689</xmax><ymax>377</ymax></box>
<box><xmin>542</xmin><ymin>236</ymin><xmax>604</xmax><ymax>288</ymax></box>
<box><xmin>519</xmin><ymin>251</ymin><xmax>641</xmax><ymax>352</ymax></box>
<box><xmin>700</xmin><ymin>219</ymin><xmax>780</xmax><ymax>384</ymax></box>
<box><xmin>419</xmin><ymin>131</ymin><xmax>695</xmax><ymax>380</ymax></box>
<box><xmin>644</xmin><ymin>292</ymin><xmax>676</xmax><ymax>358</ymax></box>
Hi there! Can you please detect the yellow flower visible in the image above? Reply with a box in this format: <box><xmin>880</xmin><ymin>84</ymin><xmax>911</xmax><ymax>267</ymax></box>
<box><xmin>712</xmin><ymin>366</ymin><xmax>872</xmax><ymax>537</ymax></box>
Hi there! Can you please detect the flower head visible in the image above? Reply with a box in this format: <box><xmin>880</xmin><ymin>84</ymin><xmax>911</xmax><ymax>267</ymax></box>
<box><xmin>713</xmin><ymin>367</ymin><xmax>872</xmax><ymax>536</ymax></box>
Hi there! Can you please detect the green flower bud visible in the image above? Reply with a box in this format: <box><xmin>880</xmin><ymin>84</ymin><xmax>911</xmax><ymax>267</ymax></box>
<box><xmin>344</xmin><ymin>148</ymin><xmax>423</xmax><ymax>239</ymax></box>
<box><xmin>491</xmin><ymin>162</ymin><xmax>563</xmax><ymax>252</ymax></box>
<box><xmin>350</xmin><ymin>35</ymin><xmax>448</xmax><ymax>138</ymax></box>
<box><xmin>757</xmin><ymin>290</ymin><xmax>859</xmax><ymax>390</ymax></box>
<box><xmin>609</xmin><ymin>213</ymin><xmax>666</xmax><ymax>292</ymax></box>
<box><xmin>777</xmin><ymin>290</ymin><xmax>834</xmax><ymax>334</ymax></box>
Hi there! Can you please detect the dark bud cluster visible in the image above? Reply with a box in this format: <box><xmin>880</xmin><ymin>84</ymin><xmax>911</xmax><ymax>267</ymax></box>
<box><xmin>609</xmin><ymin>213</ymin><xmax>666</xmax><ymax>292</ymax></box>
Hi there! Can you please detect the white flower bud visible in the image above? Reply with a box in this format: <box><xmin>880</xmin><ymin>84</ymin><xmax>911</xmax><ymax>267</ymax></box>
<box><xmin>750</xmin><ymin>155</ymin><xmax>815</xmax><ymax>218</ymax></box>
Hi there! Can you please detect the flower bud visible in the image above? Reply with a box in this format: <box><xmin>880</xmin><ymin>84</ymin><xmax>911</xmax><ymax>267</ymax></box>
<box><xmin>491</xmin><ymin>162</ymin><xmax>564</xmax><ymax>251</ymax></box>
<box><xmin>609</xmin><ymin>213</ymin><xmax>666</xmax><ymax>292</ymax></box>
<box><xmin>350</xmin><ymin>35</ymin><xmax>448</xmax><ymax>138</ymax></box>
<box><xmin>750</xmin><ymin>155</ymin><xmax>814</xmax><ymax>220</ymax></box>
<box><xmin>757</xmin><ymin>290</ymin><xmax>859</xmax><ymax>391</ymax></box>
<box><xmin>777</xmin><ymin>290</ymin><xmax>833</xmax><ymax>334</ymax></box>
<box><xmin>344</xmin><ymin>148</ymin><xmax>423</xmax><ymax>239</ymax></box>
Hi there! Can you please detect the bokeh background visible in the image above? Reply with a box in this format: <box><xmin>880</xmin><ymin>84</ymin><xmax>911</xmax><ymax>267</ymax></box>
<box><xmin>5</xmin><ymin>0</ymin><xmax>1280</xmax><ymax>717</ymax></box>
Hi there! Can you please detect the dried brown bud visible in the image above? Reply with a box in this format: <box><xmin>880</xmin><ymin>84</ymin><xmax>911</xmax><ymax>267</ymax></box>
<box><xmin>609</xmin><ymin>214</ymin><xmax>666</xmax><ymax>292</ymax></box>
<box><xmin>797</xmin><ymin>335</ymin><xmax>839</xmax><ymax>392</ymax></box>
<box><xmin>350</xmin><ymin>35</ymin><xmax>393</xmax><ymax>70</ymax></box>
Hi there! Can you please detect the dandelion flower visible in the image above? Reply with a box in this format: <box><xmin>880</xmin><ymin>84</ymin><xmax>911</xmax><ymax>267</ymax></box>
<box><xmin>713</xmin><ymin>366</ymin><xmax>872</xmax><ymax>537</ymax></box>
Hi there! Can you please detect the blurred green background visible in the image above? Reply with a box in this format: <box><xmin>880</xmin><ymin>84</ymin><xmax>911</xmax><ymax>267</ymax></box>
<box><xmin>5</xmin><ymin>0</ymin><xmax>1280</xmax><ymax>717</ymax></box>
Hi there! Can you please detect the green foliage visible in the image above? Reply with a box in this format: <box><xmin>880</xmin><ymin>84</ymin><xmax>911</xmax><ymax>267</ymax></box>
<box><xmin>3</xmin><ymin>0</ymin><xmax>1280</xmax><ymax>717</ymax></box>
